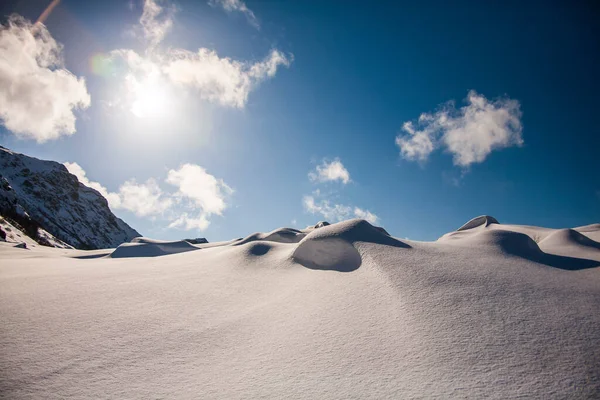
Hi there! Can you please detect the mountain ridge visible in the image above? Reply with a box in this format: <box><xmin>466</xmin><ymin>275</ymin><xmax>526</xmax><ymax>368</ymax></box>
<box><xmin>0</xmin><ymin>146</ymin><xmax>140</xmax><ymax>249</ymax></box>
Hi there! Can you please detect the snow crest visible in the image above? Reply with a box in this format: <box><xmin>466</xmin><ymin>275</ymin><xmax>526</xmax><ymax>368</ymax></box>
<box><xmin>456</xmin><ymin>215</ymin><xmax>499</xmax><ymax>231</ymax></box>
<box><xmin>110</xmin><ymin>238</ymin><xmax>199</xmax><ymax>258</ymax></box>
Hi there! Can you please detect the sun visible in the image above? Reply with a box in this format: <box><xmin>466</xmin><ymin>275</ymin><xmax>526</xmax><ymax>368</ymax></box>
<box><xmin>130</xmin><ymin>79</ymin><xmax>170</xmax><ymax>119</ymax></box>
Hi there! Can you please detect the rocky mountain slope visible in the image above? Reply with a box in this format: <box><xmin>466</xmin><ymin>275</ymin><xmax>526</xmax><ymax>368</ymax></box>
<box><xmin>0</xmin><ymin>146</ymin><xmax>140</xmax><ymax>249</ymax></box>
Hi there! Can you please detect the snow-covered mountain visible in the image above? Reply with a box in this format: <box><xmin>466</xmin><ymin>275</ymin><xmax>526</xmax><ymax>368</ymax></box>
<box><xmin>0</xmin><ymin>146</ymin><xmax>140</xmax><ymax>249</ymax></box>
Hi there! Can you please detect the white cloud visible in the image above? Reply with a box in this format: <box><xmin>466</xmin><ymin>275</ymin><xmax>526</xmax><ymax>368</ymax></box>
<box><xmin>163</xmin><ymin>48</ymin><xmax>291</xmax><ymax>108</ymax></box>
<box><xmin>353</xmin><ymin>207</ymin><xmax>379</xmax><ymax>224</ymax></box>
<box><xmin>168</xmin><ymin>213</ymin><xmax>210</xmax><ymax>231</ymax></box>
<box><xmin>117</xmin><ymin>179</ymin><xmax>173</xmax><ymax>217</ymax></box>
<box><xmin>166</xmin><ymin>163</ymin><xmax>233</xmax><ymax>216</ymax></box>
<box><xmin>140</xmin><ymin>0</ymin><xmax>176</xmax><ymax>48</ymax></box>
<box><xmin>140</xmin><ymin>0</ymin><xmax>175</xmax><ymax>47</ymax></box>
<box><xmin>109</xmin><ymin>0</ymin><xmax>290</xmax><ymax>113</ymax></box>
<box><xmin>396</xmin><ymin>91</ymin><xmax>523</xmax><ymax>167</ymax></box>
<box><xmin>303</xmin><ymin>196</ymin><xmax>379</xmax><ymax>224</ymax></box>
<box><xmin>64</xmin><ymin>162</ymin><xmax>121</xmax><ymax>208</ymax></box>
<box><xmin>0</xmin><ymin>16</ymin><xmax>90</xmax><ymax>142</ymax></box>
<box><xmin>66</xmin><ymin>161</ymin><xmax>172</xmax><ymax>217</ymax></box>
<box><xmin>395</xmin><ymin>121</ymin><xmax>436</xmax><ymax>162</ymax></box>
<box><xmin>209</xmin><ymin>0</ymin><xmax>260</xmax><ymax>29</ymax></box>
<box><xmin>65</xmin><ymin>162</ymin><xmax>229</xmax><ymax>231</ymax></box>
<box><xmin>303</xmin><ymin>195</ymin><xmax>351</xmax><ymax>222</ymax></box>
<box><xmin>309</xmin><ymin>158</ymin><xmax>351</xmax><ymax>184</ymax></box>
<box><xmin>304</xmin><ymin>159</ymin><xmax>376</xmax><ymax>225</ymax></box>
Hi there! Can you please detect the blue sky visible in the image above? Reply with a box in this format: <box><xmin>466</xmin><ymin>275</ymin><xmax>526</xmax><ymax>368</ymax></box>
<box><xmin>0</xmin><ymin>0</ymin><xmax>599</xmax><ymax>241</ymax></box>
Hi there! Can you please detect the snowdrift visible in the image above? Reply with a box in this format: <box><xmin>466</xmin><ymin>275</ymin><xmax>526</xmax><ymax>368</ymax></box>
<box><xmin>293</xmin><ymin>219</ymin><xmax>409</xmax><ymax>271</ymax></box>
<box><xmin>439</xmin><ymin>216</ymin><xmax>600</xmax><ymax>270</ymax></box>
<box><xmin>236</xmin><ymin>227</ymin><xmax>306</xmax><ymax>245</ymax></box>
<box><xmin>1</xmin><ymin>217</ymin><xmax>599</xmax><ymax>398</ymax></box>
<box><xmin>539</xmin><ymin>228</ymin><xmax>600</xmax><ymax>250</ymax></box>
<box><xmin>109</xmin><ymin>237</ymin><xmax>199</xmax><ymax>258</ymax></box>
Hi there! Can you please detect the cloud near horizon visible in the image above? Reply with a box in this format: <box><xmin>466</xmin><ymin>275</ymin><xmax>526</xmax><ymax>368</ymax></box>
<box><xmin>166</xmin><ymin>163</ymin><xmax>233</xmax><ymax>216</ymax></box>
<box><xmin>65</xmin><ymin>162</ymin><xmax>232</xmax><ymax>231</ymax></box>
<box><xmin>209</xmin><ymin>0</ymin><xmax>260</xmax><ymax>29</ymax></box>
<box><xmin>303</xmin><ymin>195</ymin><xmax>379</xmax><ymax>225</ymax></box>
<box><xmin>396</xmin><ymin>91</ymin><xmax>523</xmax><ymax>167</ymax></box>
<box><xmin>309</xmin><ymin>158</ymin><xmax>351</xmax><ymax>184</ymax></box>
<box><xmin>0</xmin><ymin>16</ymin><xmax>90</xmax><ymax>142</ymax></box>
<box><xmin>304</xmin><ymin>158</ymin><xmax>378</xmax><ymax>224</ymax></box>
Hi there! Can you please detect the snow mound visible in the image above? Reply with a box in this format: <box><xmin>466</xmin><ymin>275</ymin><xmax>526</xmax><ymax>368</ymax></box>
<box><xmin>130</xmin><ymin>237</ymin><xmax>177</xmax><ymax>244</ymax></box>
<box><xmin>457</xmin><ymin>215</ymin><xmax>499</xmax><ymax>231</ymax></box>
<box><xmin>573</xmin><ymin>223</ymin><xmax>600</xmax><ymax>242</ymax></box>
<box><xmin>236</xmin><ymin>228</ymin><xmax>306</xmax><ymax>245</ymax></box>
<box><xmin>292</xmin><ymin>219</ymin><xmax>409</xmax><ymax>271</ymax></box>
<box><xmin>465</xmin><ymin>229</ymin><xmax>542</xmax><ymax>257</ymax></box>
<box><xmin>293</xmin><ymin>236</ymin><xmax>360</xmax><ymax>272</ymax></box>
<box><xmin>441</xmin><ymin>224</ymin><xmax>599</xmax><ymax>270</ymax></box>
<box><xmin>539</xmin><ymin>228</ymin><xmax>600</xmax><ymax>250</ymax></box>
<box><xmin>574</xmin><ymin>223</ymin><xmax>600</xmax><ymax>232</ymax></box>
<box><xmin>110</xmin><ymin>239</ymin><xmax>198</xmax><ymax>258</ymax></box>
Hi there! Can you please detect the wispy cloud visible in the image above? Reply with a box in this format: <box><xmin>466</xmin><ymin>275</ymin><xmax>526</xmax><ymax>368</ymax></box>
<box><xmin>0</xmin><ymin>16</ymin><xmax>90</xmax><ymax>142</ymax></box>
<box><xmin>353</xmin><ymin>207</ymin><xmax>379</xmax><ymax>224</ymax></box>
<box><xmin>303</xmin><ymin>195</ymin><xmax>379</xmax><ymax>224</ymax></box>
<box><xmin>65</xmin><ymin>162</ymin><xmax>232</xmax><ymax>231</ymax></box>
<box><xmin>309</xmin><ymin>158</ymin><xmax>351</xmax><ymax>184</ymax></box>
<box><xmin>441</xmin><ymin>170</ymin><xmax>464</xmax><ymax>187</ymax></box>
<box><xmin>396</xmin><ymin>91</ymin><xmax>523</xmax><ymax>167</ymax></box>
<box><xmin>304</xmin><ymin>158</ymin><xmax>377</xmax><ymax>224</ymax></box>
<box><xmin>209</xmin><ymin>0</ymin><xmax>260</xmax><ymax>29</ymax></box>
<box><xmin>168</xmin><ymin>213</ymin><xmax>210</xmax><ymax>231</ymax></box>
<box><xmin>140</xmin><ymin>0</ymin><xmax>176</xmax><ymax>47</ymax></box>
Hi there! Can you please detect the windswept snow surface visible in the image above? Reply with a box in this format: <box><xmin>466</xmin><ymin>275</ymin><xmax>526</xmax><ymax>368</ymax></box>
<box><xmin>1</xmin><ymin>217</ymin><xmax>599</xmax><ymax>399</ymax></box>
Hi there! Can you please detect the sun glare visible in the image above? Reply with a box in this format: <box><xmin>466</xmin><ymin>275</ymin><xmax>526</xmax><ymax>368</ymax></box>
<box><xmin>130</xmin><ymin>80</ymin><xmax>170</xmax><ymax>119</ymax></box>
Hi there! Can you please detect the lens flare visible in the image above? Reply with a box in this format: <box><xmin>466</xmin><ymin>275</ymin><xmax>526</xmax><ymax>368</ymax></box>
<box><xmin>90</xmin><ymin>53</ymin><xmax>114</xmax><ymax>77</ymax></box>
<box><xmin>35</xmin><ymin>0</ymin><xmax>61</xmax><ymax>25</ymax></box>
